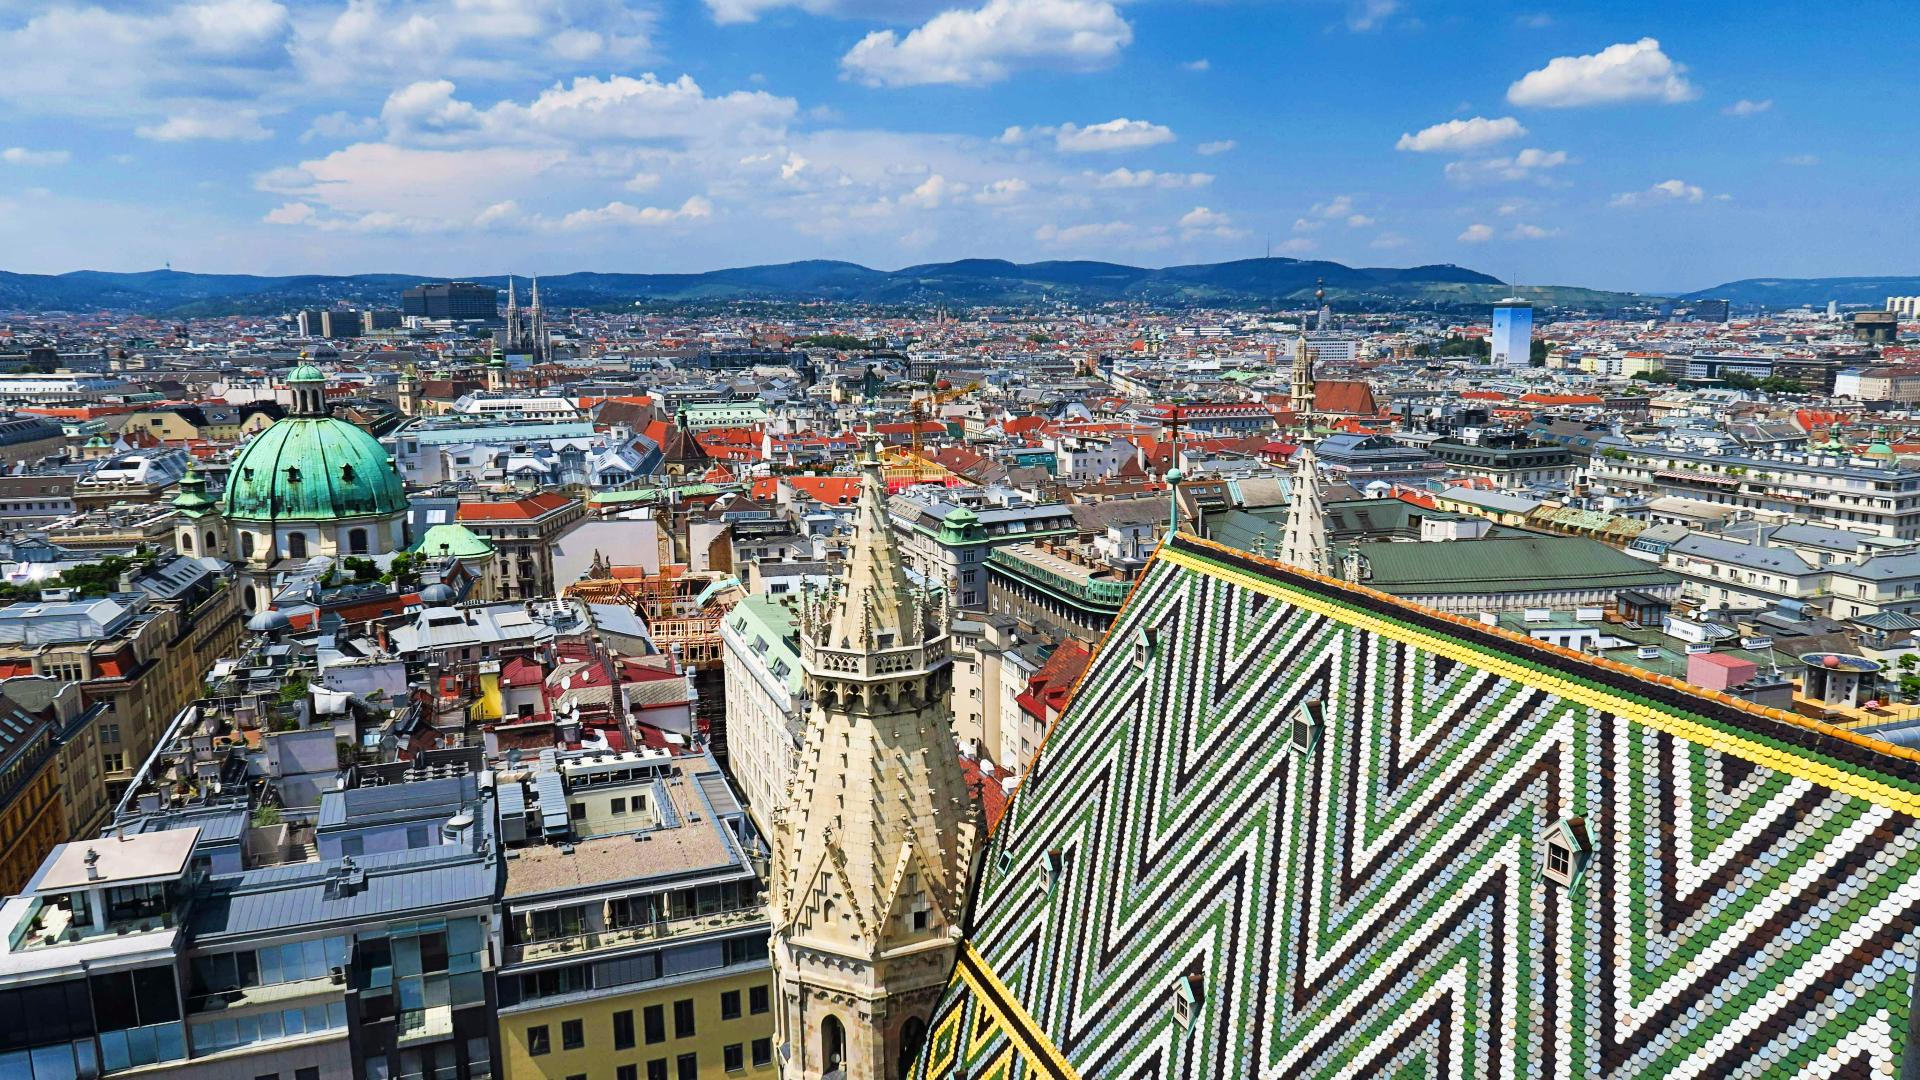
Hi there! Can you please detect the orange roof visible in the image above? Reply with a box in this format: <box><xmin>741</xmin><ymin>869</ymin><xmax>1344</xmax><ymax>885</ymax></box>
<box><xmin>785</xmin><ymin>476</ymin><xmax>864</xmax><ymax>505</ymax></box>
<box><xmin>456</xmin><ymin>492</ymin><xmax>578</xmax><ymax>521</ymax></box>
<box><xmin>1519</xmin><ymin>393</ymin><xmax>1604</xmax><ymax>405</ymax></box>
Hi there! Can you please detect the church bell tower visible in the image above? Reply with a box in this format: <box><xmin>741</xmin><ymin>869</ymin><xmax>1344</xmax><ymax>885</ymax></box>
<box><xmin>770</xmin><ymin>434</ymin><xmax>982</xmax><ymax>1080</ymax></box>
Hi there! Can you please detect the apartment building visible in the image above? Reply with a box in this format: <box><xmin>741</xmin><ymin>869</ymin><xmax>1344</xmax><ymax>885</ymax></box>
<box><xmin>494</xmin><ymin>748</ymin><xmax>775</xmax><ymax>1080</ymax></box>
<box><xmin>0</xmin><ymin>774</ymin><xmax>500</xmax><ymax>1080</ymax></box>
<box><xmin>456</xmin><ymin>494</ymin><xmax>588</xmax><ymax>601</ymax></box>
<box><xmin>718</xmin><ymin>597</ymin><xmax>803</xmax><ymax>837</ymax></box>
<box><xmin>1589</xmin><ymin>445</ymin><xmax>1920</xmax><ymax>539</ymax></box>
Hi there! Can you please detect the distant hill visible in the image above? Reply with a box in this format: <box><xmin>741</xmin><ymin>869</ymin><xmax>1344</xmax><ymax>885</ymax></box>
<box><xmin>0</xmin><ymin>259</ymin><xmax>1649</xmax><ymax>316</ymax></box>
<box><xmin>1680</xmin><ymin>275</ymin><xmax>1920</xmax><ymax>307</ymax></box>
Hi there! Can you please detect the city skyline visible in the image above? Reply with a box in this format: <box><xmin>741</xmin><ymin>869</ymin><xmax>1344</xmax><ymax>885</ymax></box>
<box><xmin>0</xmin><ymin>0</ymin><xmax>1914</xmax><ymax>291</ymax></box>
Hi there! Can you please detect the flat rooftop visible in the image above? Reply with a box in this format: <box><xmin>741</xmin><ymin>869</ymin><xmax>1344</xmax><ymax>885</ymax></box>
<box><xmin>504</xmin><ymin>767</ymin><xmax>743</xmax><ymax>899</ymax></box>
<box><xmin>36</xmin><ymin>828</ymin><xmax>199</xmax><ymax>893</ymax></box>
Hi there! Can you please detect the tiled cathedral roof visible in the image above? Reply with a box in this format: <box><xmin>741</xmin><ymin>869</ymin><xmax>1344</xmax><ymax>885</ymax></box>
<box><xmin>912</xmin><ymin>531</ymin><xmax>1920</xmax><ymax>1079</ymax></box>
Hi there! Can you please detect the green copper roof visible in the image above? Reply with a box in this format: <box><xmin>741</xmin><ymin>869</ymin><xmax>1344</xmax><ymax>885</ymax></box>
<box><xmin>222</xmin><ymin>416</ymin><xmax>407</xmax><ymax>523</ymax></box>
<box><xmin>288</xmin><ymin>363</ymin><xmax>325</xmax><ymax>383</ymax></box>
<box><xmin>416</xmin><ymin>522</ymin><xmax>494</xmax><ymax>559</ymax></box>
<box><xmin>171</xmin><ymin>469</ymin><xmax>215</xmax><ymax>516</ymax></box>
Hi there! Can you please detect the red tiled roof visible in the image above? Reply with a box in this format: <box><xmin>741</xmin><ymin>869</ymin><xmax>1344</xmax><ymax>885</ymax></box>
<box><xmin>456</xmin><ymin>491</ymin><xmax>578</xmax><ymax>521</ymax></box>
<box><xmin>960</xmin><ymin>756</ymin><xmax>1012</xmax><ymax>831</ymax></box>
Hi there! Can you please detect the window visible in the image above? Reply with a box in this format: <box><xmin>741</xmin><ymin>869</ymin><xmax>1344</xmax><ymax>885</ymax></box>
<box><xmin>407</xmin><ymin>825</ymin><xmax>431</xmax><ymax>849</ymax></box>
<box><xmin>100</xmin><ymin>723</ymin><xmax>120</xmax><ymax>744</ymax></box>
<box><xmin>1547</xmin><ymin>842</ymin><xmax>1571</xmax><ymax>878</ymax></box>
<box><xmin>673</xmin><ymin>999</ymin><xmax>696</xmax><ymax>1038</ymax></box>
<box><xmin>571</xmin><ymin>804</ymin><xmax>587</xmax><ymax>821</ymax></box>
<box><xmin>647</xmin><ymin>1063</ymin><xmax>667</xmax><ymax>1080</ymax></box>
<box><xmin>349</xmin><ymin>528</ymin><xmax>369</xmax><ymax>555</ymax></box>
<box><xmin>724</xmin><ymin>1044</ymin><xmax>744</xmax><ymax>1073</ymax></box>
<box><xmin>618</xmin><ymin>1068</ymin><xmax>637</xmax><ymax>1080</ymax></box>
<box><xmin>1291</xmin><ymin>696</ymin><xmax>1325</xmax><ymax>756</ymax></box>
<box><xmin>287</xmin><ymin>532</ymin><xmax>308</xmax><ymax>559</ymax></box>
<box><xmin>297</xmin><ymin>1069</ymin><xmax>319</xmax><ymax>1080</ymax></box>
<box><xmin>562</xmin><ymin>1019</ymin><xmax>585</xmax><ymax>1050</ymax></box>
<box><xmin>527</xmin><ymin>1026</ymin><xmax>550</xmax><ymax>1057</ymax></box>
<box><xmin>340</xmin><ymin>836</ymin><xmax>364</xmax><ymax>858</ymax></box>
<box><xmin>613</xmin><ymin>1010</ymin><xmax>635</xmax><ymax>1051</ymax></box>
<box><xmin>676</xmin><ymin>1054</ymin><xmax>697</xmax><ymax>1080</ymax></box>
<box><xmin>751</xmin><ymin>1039</ymin><xmax>772</xmax><ymax>1068</ymax></box>
<box><xmin>643</xmin><ymin>1005</ymin><xmax>665</xmax><ymax>1045</ymax></box>
<box><xmin>748</xmin><ymin>986</ymin><xmax>769</xmax><ymax>1015</ymax></box>
<box><xmin>720</xmin><ymin>990</ymin><xmax>741</xmax><ymax>1020</ymax></box>
<box><xmin>611</xmin><ymin>797</ymin><xmax>627</xmax><ymax>815</ymax></box>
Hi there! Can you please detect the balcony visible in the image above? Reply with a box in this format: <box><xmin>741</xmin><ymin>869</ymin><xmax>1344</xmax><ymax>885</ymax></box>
<box><xmin>507</xmin><ymin>905</ymin><xmax>764</xmax><ymax>965</ymax></box>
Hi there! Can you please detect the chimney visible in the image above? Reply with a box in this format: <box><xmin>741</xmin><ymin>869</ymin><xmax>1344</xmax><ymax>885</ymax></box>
<box><xmin>83</xmin><ymin>847</ymin><xmax>103</xmax><ymax>881</ymax></box>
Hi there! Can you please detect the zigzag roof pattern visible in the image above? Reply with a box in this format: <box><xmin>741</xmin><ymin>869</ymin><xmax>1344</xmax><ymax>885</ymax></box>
<box><xmin>912</xmin><ymin>532</ymin><xmax>1920</xmax><ymax>1079</ymax></box>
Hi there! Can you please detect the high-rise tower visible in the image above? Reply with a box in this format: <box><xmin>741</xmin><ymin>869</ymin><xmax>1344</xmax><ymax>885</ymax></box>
<box><xmin>770</xmin><ymin>436</ymin><xmax>982</xmax><ymax>1080</ymax></box>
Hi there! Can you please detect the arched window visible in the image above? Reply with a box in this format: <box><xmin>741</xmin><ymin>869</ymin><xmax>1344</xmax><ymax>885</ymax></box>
<box><xmin>822</xmin><ymin>1015</ymin><xmax>845</xmax><ymax>1074</ymax></box>
<box><xmin>898</xmin><ymin>1016</ymin><xmax>927</xmax><ymax>1079</ymax></box>
<box><xmin>287</xmin><ymin>532</ymin><xmax>308</xmax><ymax>559</ymax></box>
<box><xmin>241</xmin><ymin>532</ymin><xmax>255</xmax><ymax>559</ymax></box>
<box><xmin>348</xmin><ymin>527</ymin><xmax>369</xmax><ymax>554</ymax></box>
<box><xmin>180</xmin><ymin>532</ymin><xmax>194</xmax><ymax>553</ymax></box>
<box><xmin>205</xmin><ymin>531</ymin><xmax>218</xmax><ymax>552</ymax></box>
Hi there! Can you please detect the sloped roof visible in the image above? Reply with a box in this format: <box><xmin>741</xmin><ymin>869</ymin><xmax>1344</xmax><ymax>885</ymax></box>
<box><xmin>908</xmin><ymin>533</ymin><xmax>1920</xmax><ymax>1079</ymax></box>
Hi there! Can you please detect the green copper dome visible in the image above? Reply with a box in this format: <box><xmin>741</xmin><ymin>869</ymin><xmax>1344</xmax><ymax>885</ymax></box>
<box><xmin>288</xmin><ymin>363</ymin><xmax>326</xmax><ymax>383</ymax></box>
<box><xmin>416</xmin><ymin>523</ymin><xmax>494</xmax><ymax>559</ymax></box>
<box><xmin>222</xmin><ymin>416</ymin><xmax>407</xmax><ymax>523</ymax></box>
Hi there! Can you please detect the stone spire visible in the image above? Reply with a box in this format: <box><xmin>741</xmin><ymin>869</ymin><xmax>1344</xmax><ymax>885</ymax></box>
<box><xmin>771</xmin><ymin>433</ymin><xmax>982</xmax><ymax>1080</ymax></box>
<box><xmin>1278</xmin><ymin>445</ymin><xmax>1331</xmax><ymax>576</ymax></box>
<box><xmin>529</xmin><ymin>273</ymin><xmax>545</xmax><ymax>361</ymax></box>
<box><xmin>504</xmin><ymin>275</ymin><xmax>521</xmax><ymax>351</ymax></box>
<box><xmin>1290</xmin><ymin>327</ymin><xmax>1316</xmax><ymax>427</ymax></box>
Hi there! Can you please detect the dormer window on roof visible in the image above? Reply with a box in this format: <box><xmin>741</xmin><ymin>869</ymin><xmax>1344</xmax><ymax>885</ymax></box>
<box><xmin>1540</xmin><ymin>816</ymin><xmax>1595</xmax><ymax>890</ymax></box>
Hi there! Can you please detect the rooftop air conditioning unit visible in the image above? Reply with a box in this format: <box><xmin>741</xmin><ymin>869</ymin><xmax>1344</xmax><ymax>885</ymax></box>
<box><xmin>1636</xmin><ymin>645</ymin><xmax>1662</xmax><ymax>660</ymax></box>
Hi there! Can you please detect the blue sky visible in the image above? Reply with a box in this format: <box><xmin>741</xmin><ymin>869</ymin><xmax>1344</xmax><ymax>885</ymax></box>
<box><xmin>0</xmin><ymin>0</ymin><xmax>1911</xmax><ymax>291</ymax></box>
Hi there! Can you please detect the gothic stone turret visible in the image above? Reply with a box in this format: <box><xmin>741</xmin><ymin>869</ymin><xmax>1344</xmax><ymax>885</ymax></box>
<box><xmin>769</xmin><ymin>436</ymin><xmax>982</xmax><ymax>1080</ymax></box>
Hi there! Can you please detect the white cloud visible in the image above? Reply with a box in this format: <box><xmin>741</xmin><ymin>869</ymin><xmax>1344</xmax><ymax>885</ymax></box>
<box><xmin>137</xmin><ymin>107</ymin><xmax>273</xmax><ymax>142</ymax></box>
<box><xmin>1443</xmin><ymin>147</ymin><xmax>1571</xmax><ymax>184</ymax></box>
<box><xmin>1346</xmin><ymin>0</ymin><xmax>1398</xmax><ymax>31</ymax></box>
<box><xmin>1034</xmin><ymin>220</ymin><xmax>1146</xmax><ymax>246</ymax></box>
<box><xmin>1395</xmin><ymin>116</ymin><xmax>1526</xmax><ymax>153</ymax></box>
<box><xmin>1507</xmin><ymin>38</ymin><xmax>1699</xmax><ymax>107</ymax></box>
<box><xmin>1723</xmin><ymin>98</ymin><xmax>1772</xmax><ymax>117</ymax></box>
<box><xmin>1509</xmin><ymin>223</ymin><xmax>1558</xmax><ymax>239</ymax></box>
<box><xmin>1</xmin><ymin>147</ymin><xmax>70</xmax><ymax>166</ymax></box>
<box><xmin>1196</xmin><ymin>139</ymin><xmax>1236</xmax><ymax>156</ymax></box>
<box><xmin>263</xmin><ymin>201</ymin><xmax>314</xmax><ymax>225</ymax></box>
<box><xmin>1346</xmin><ymin>214</ymin><xmax>1375</xmax><ymax>227</ymax></box>
<box><xmin>303</xmin><ymin>110</ymin><xmax>380</xmax><ymax>142</ymax></box>
<box><xmin>1609</xmin><ymin>178</ymin><xmax>1707</xmax><ymax>207</ymax></box>
<box><xmin>1781</xmin><ymin>153</ymin><xmax>1819</xmax><ymax>166</ymax></box>
<box><xmin>1178</xmin><ymin>206</ymin><xmax>1229</xmax><ymax>229</ymax></box>
<box><xmin>972</xmin><ymin>177</ymin><xmax>1029</xmax><ymax>205</ymax></box>
<box><xmin>1052</xmin><ymin>118</ymin><xmax>1174</xmax><ymax>153</ymax></box>
<box><xmin>1458</xmin><ymin>223</ymin><xmax>1494</xmax><ymax>243</ymax></box>
<box><xmin>1089</xmin><ymin>167</ymin><xmax>1211</xmax><ymax>189</ymax></box>
<box><xmin>1369</xmin><ymin>232</ymin><xmax>1408</xmax><ymax>250</ymax></box>
<box><xmin>899</xmin><ymin>174</ymin><xmax>961</xmax><ymax>208</ymax></box>
<box><xmin>1292</xmin><ymin>217</ymin><xmax>1322</xmax><ymax>232</ymax></box>
<box><xmin>1310</xmin><ymin>194</ymin><xmax>1355</xmax><ymax>219</ymax></box>
<box><xmin>473</xmin><ymin>200</ymin><xmax>518</xmax><ymax>227</ymax></box>
<box><xmin>1181</xmin><ymin>58</ymin><xmax>1209</xmax><ymax>72</ymax></box>
<box><xmin>841</xmin><ymin>0</ymin><xmax>1131</xmax><ymax>87</ymax></box>
<box><xmin>1516</xmin><ymin>13</ymin><xmax>1553</xmax><ymax>28</ymax></box>
<box><xmin>379</xmin><ymin>75</ymin><xmax>796</xmax><ymax>148</ymax></box>
<box><xmin>1278</xmin><ymin>237</ymin><xmax>1316</xmax><ymax>254</ymax></box>
<box><xmin>557</xmin><ymin>195</ymin><xmax>713</xmax><ymax>230</ymax></box>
